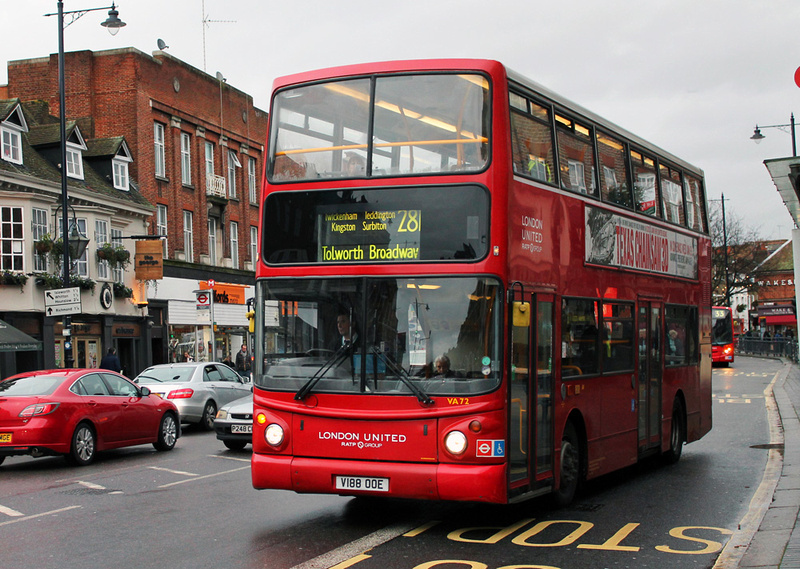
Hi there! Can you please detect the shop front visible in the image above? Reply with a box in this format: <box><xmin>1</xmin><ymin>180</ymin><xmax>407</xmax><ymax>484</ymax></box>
<box><xmin>53</xmin><ymin>316</ymin><xmax>149</xmax><ymax>378</ymax></box>
<box><xmin>158</xmin><ymin>279</ymin><xmax>252</xmax><ymax>367</ymax></box>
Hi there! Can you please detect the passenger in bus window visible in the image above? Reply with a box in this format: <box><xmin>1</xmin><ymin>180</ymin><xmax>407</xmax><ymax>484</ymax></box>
<box><xmin>434</xmin><ymin>355</ymin><xmax>456</xmax><ymax>378</ymax></box>
<box><xmin>344</xmin><ymin>152</ymin><xmax>366</xmax><ymax>176</ymax></box>
<box><xmin>667</xmin><ymin>328</ymin><xmax>684</xmax><ymax>363</ymax></box>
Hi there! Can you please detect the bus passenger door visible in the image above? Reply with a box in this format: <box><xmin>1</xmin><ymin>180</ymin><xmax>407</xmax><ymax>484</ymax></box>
<box><xmin>534</xmin><ymin>296</ymin><xmax>555</xmax><ymax>479</ymax></box>
<box><xmin>508</xmin><ymin>291</ymin><xmax>555</xmax><ymax>497</ymax></box>
<box><xmin>638</xmin><ymin>300</ymin><xmax>662</xmax><ymax>454</ymax></box>
<box><xmin>508</xmin><ymin>290</ymin><xmax>530</xmax><ymax>487</ymax></box>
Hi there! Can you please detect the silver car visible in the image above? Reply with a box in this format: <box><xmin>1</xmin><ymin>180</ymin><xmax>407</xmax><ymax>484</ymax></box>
<box><xmin>214</xmin><ymin>393</ymin><xmax>253</xmax><ymax>451</ymax></box>
<box><xmin>134</xmin><ymin>363</ymin><xmax>251</xmax><ymax>430</ymax></box>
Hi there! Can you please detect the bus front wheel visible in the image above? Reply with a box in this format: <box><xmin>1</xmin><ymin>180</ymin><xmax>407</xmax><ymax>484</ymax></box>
<box><xmin>553</xmin><ymin>421</ymin><xmax>582</xmax><ymax>507</ymax></box>
<box><xmin>663</xmin><ymin>399</ymin><xmax>686</xmax><ymax>465</ymax></box>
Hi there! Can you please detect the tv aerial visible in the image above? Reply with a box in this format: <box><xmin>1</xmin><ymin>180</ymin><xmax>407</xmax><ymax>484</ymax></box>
<box><xmin>201</xmin><ymin>0</ymin><xmax>236</xmax><ymax>71</ymax></box>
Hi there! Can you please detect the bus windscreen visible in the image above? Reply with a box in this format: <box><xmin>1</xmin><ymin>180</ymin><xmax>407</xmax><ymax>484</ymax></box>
<box><xmin>712</xmin><ymin>308</ymin><xmax>734</xmax><ymax>345</ymax></box>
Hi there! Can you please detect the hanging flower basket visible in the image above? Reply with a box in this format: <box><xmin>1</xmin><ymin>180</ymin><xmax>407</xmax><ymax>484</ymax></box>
<box><xmin>34</xmin><ymin>234</ymin><xmax>54</xmax><ymax>254</ymax></box>
<box><xmin>114</xmin><ymin>247</ymin><xmax>131</xmax><ymax>267</ymax></box>
<box><xmin>97</xmin><ymin>243</ymin><xmax>115</xmax><ymax>261</ymax></box>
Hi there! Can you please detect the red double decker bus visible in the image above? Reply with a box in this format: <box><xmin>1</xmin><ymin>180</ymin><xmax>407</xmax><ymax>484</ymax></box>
<box><xmin>251</xmin><ymin>59</ymin><xmax>712</xmax><ymax>505</ymax></box>
<box><xmin>711</xmin><ymin>306</ymin><xmax>735</xmax><ymax>366</ymax></box>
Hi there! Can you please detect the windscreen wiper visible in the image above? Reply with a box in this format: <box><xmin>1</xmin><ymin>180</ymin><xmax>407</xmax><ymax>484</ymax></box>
<box><xmin>370</xmin><ymin>346</ymin><xmax>434</xmax><ymax>406</ymax></box>
<box><xmin>295</xmin><ymin>336</ymin><xmax>357</xmax><ymax>401</ymax></box>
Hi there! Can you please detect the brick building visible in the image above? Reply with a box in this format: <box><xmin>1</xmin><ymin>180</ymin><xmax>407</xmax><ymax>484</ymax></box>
<box><xmin>5</xmin><ymin>47</ymin><xmax>268</xmax><ymax>369</ymax></box>
<box><xmin>753</xmin><ymin>239</ymin><xmax>797</xmax><ymax>335</ymax></box>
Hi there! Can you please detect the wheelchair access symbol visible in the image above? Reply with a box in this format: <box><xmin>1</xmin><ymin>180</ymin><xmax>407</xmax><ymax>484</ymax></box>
<box><xmin>477</xmin><ymin>439</ymin><xmax>505</xmax><ymax>458</ymax></box>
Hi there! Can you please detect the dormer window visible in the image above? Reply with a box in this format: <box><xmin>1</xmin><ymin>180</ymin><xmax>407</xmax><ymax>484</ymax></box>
<box><xmin>1</xmin><ymin>103</ymin><xmax>28</xmax><ymax>165</ymax></box>
<box><xmin>113</xmin><ymin>159</ymin><xmax>130</xmax><ymax>190</ymax></box>
<box><xmin>112</xmin><ymin>141</ymin><xmax>133</xmax><ymax>191</ymax></box>
<box><xmin>66</xmin><ymin>143</ymin><xmax>84</xmax><ymax>179</ymax></box>
<box><xmin>65</xmin><ymin>128</ymin><xmax>87</xmax><ymax>180</ymax></box>
<box><xmin>1</xmin><ymin>126</ymin><xmax>22</xmax><ymax>164</ymax></box>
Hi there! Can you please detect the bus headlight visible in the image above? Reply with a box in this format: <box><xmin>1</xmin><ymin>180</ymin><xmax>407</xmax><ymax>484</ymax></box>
<box><xmin>265</xmin><ymin>423</ymin><xmax>285</xmax><ymax>447</ymax></box>
<box><xmin>444</xmin><ymin>430</ymin><xmax>468</xmax><ymax>456</ymax></box>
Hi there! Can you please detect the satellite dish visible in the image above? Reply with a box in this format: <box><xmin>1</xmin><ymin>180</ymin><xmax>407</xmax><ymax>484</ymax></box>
<box><xmin>157</xmin><ymin>38</ymin><xmax>169</xmax><ymax>50</ymax></box>
<box><xmin>216</xmin><ymin>71</ymin><xmax>226</xmax><ymax>83</ymax></box>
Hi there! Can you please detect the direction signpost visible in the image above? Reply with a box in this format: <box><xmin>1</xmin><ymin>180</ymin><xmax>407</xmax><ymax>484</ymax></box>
<box><xmin>44</xmin><ymin>287</ymin><xmax>81</xmax><ymax>316</ymax></box>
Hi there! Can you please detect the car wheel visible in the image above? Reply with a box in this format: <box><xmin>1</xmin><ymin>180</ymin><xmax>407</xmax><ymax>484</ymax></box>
<box><xmin>223</xmin><ymin>440</ymin><xmax>247</xmax><ymax>451</ymax></box>
<box><xmin>200</xmin><ymin>401</ymin><xmax>217</xmax><ymax>431</ymax></box>
<box><xmin>154</xmin><ymin>413</ymin><xmax>178</xmax><ymax>451</ymax></box>
<box><xmin>67</xmin><ymin>422</ymin><xmax>96</xmax><ymax>466</ymax></box>
<box><xmin>553</xmin><ymin>421</ymin><xmax>582</xmax><ymax>507</ymax></box>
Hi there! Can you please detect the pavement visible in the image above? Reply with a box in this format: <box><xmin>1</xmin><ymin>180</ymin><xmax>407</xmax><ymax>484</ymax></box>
<box><xmin>716</xmin><ymin>359</ymin><xmax>800</xmax><ymax>569</ymax></box>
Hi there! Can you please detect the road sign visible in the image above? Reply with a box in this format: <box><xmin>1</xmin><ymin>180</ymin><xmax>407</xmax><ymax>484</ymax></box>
<box><xmin>43</xmin><ymin>287</ymin><xmax>81</xmax><ymax>316</ymax></box>
<box><xmin>196</xmin><ymin>291</ymin><xmax>211</xmax><ymax>308</ymax></box>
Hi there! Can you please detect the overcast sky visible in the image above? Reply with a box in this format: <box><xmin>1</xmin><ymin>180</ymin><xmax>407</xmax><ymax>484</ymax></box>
<box><xmin>3</xmin><ymin>0</ymin><xmax>800</xmax><ymax>240</ymax></box>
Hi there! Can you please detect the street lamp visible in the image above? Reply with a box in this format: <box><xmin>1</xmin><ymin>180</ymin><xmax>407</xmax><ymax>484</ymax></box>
<box><xmin>45</xmin><ymin>1</ymin><xmax>125</xmax><ymax>368</ymax></box>
<box><xmin>750</xmin><ymin>113</ymin><xmax>797</xmax><ymax>157</ymax></box>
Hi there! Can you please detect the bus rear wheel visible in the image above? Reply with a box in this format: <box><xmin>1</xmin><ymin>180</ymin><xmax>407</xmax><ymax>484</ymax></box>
<box><xmin>553</xmin><ymin>421</ymin><xmax>582</xmax><ymax>507</ymax></box>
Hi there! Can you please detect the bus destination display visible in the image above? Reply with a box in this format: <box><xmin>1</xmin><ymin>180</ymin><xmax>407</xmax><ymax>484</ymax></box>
<box><xmin>317</xmin><ymin>207</ymin><xmax>422</xmax><ymax>262</ymax></box>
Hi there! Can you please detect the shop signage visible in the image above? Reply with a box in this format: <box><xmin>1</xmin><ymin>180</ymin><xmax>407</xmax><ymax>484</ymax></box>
<box><xmin>135</xmin><ymin>240</ymin><xmax>163</xmax><ymax>281</ymax></box>
<box><xmin>758</xmin><ymin>304</ymin><xmax>795</xmax><ymax>317</ymax></box>
<box><xmin>112</xmin><ymin>323</ymin><xmax>140</xmax><ymax>337</ymax></box>
<box><xmin>199</xmin><ymin>282</ymin><xmax>247</xmax><ymax>305</ymax></box>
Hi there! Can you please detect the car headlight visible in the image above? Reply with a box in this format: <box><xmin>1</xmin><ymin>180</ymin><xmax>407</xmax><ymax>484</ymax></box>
<box><xmin>444</xmin><ymin>430</ymin><xmax>468</xmax><ymax>456</ymax></box>
<box><xmin>265</xmin><ymin>423</ymin><xmax>285</xmax><ymax>447</ymax></box>
<box><xmin>216</xmin><ymin>408</ymin><xmax>228</xmax><ymax>420</ymax></box>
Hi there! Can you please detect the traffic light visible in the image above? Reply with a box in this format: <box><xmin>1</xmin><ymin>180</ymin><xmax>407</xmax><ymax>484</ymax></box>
<box><xmin>246</xmin><ymin>310</ymin><xmax>255</xmax><ymax>333</ymax></box>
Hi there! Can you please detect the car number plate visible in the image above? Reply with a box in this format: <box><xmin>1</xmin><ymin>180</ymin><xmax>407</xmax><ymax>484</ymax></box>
<box><xmin>0</xmin><ymin>433</ymin><xmax>11</xmax><ymax>443</ymax></box>
<box><xmin>231</xmin><ymin>424</ymin><xmax>252</xmax><ymax>434</ymax></box>
<box><xmin>335</xmin><ymin>475</ymin><xmax>389</xmax><ymax>492</ymax></box>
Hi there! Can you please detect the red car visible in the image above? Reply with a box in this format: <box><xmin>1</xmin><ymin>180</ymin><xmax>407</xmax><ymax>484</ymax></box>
<box><xmin>0</xmin><ymin>369</ymin><xmax>180</xmax><ymax>466</ymax></box>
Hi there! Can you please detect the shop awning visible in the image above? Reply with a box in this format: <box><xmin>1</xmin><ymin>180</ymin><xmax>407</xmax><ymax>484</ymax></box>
<box><xmin>0</xmin><ymin>319</ymin><xmax>42</xmax><ymax>352</ymax></box>
<box><xmin>763</xmin><ymin>315</ymin><xmax>797</xmax><ymax>326</ymax></box>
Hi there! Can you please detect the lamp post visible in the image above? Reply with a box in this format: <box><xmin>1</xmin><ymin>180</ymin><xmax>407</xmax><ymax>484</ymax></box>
<box><xmin>751</xmin><ymin>113</ymin><xmax>797</xmax><ymax>157</ymax></box>
<box><xmin>45</xmin><ymin>1</ymin><xmax>125</xmax><ymax>368</ymax></box>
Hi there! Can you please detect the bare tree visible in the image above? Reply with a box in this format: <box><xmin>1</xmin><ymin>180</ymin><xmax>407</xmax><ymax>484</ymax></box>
<box><xmin>708</xmin><ymin>198</ymin><xmax>764</xmax><ymax>306</ymax></box>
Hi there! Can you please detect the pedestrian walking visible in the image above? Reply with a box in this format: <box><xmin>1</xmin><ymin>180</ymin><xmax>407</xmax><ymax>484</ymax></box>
<box><xmin>235</xmin><ymin>344</ymin><xmax>250</xmax><ymax>378</ymax></box>
<box><xmin>100</xmin><ymin>347</ymin><xmax>122</xmax><ymax>373</ymax></box>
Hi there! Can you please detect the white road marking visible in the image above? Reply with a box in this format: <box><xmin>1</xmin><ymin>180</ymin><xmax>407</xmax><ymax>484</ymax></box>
<box><xmin>210</xmin><ymin>454</ymin><xmax>251</xmax><ymax>463</ymax></box>
<box><xmin>0</xmin><ymin>504</ymin><xmax>24</xmax><ymax>517</ymax></box>
<box><xmin>0</xmin><ymin>506</ymin><xmax>82</xmax><ymax>527</ymax></box>
<box><xmin>78</xmin><ymin>480</ymin><xmax>106</xmax><ymax>490</ymax></box>
<box><xmin>157</xmin><ymin>466</ymin><xmax>249</xmax><ymax>488</ymax></box>
<box><xmin>147</xmin><ymin>466</ymin><xmax>198</xmax><ymax>477</ymax></box>
<box><xmin>288</xmin><ymin>523</ymin><xmax>419</xmax><ymax>569</ymax></box>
